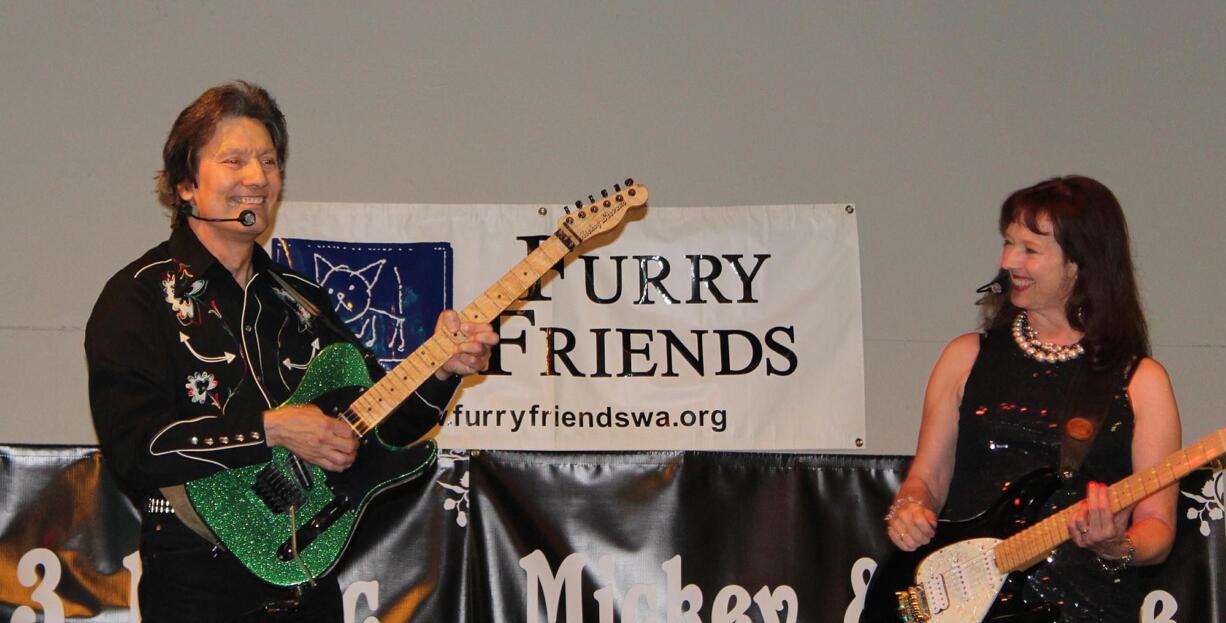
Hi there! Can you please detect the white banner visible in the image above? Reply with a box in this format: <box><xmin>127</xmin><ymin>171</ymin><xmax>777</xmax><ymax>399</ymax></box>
<box><xmin>270</xmin><ymin>203</ymin><xmax>864</xmax><ymax>450</ymax></box>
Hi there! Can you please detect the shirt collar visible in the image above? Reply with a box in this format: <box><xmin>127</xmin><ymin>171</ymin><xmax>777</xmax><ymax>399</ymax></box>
<box><xmin>167</xmin><ymin>224</ymin><xmax>277</xmax><ymax>281</ymax></box>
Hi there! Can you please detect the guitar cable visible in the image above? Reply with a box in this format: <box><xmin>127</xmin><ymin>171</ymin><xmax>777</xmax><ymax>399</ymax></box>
<box><xmin>287</xmin><ymin>505</ymin><xmax>317</xmax><ymax>588</ymax></box>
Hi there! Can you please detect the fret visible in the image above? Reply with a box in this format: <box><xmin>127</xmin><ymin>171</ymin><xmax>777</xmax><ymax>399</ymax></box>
<box><xmin>349</xmin><ymin>392</ymin><xmax>373</xmax><ymax>416</ymax></box>
<box><xmin>995</xmin><ymin>546</ymin><xmax>1012</xmax><ymax>573</ymax></box>
<box><xmin>524</xmin><ymin>246</ymin><xmax>558</xmax><ymax>275</ymax></box>
<box><xmin>395</xmin><ymin>357</ymin><xmax>427</xmax><ymax>384</ymax></box>
<box><xmin>424</xmin><ymin>337</ymin><xmax>454</xmax><ymax>364</ymax></box>
<box><xmin>539</xmin><ymin>236</ymin><xmax>571</xmax><ymax>263</ymax></box>
<box><xmin>496</xmin><ymin>273</ymin><xmax>528</xmax><ymax>300</ymax></box>
<box><xmin>1118</xmin><ymin>476</ymin><xmax>1141</xmax><ymax>508</ymax></box>
<box><xmin>488</xmin><ymin>278</ymin><xmax>520</xmax><ymax>305</ymax></box>
<box><xmin>414</xmin><ymin>348</ymin><xmax>441</xmax><ymax>370</ymax></box>
<box><xmin>1146</xmin><ymin>468</ymin><xmax>1163</xmax><ymax>492</ymax></box>
<box><xmin>1157</xmin><ymin>457</ymin><xmax>1175</xmax><ymax>481</ymax></box>
<box><xmin>1040</xmin><ymin>518</ymin><xmax>1059</xmax><ymax>550</ymax></box>
<box><xmin>458</xmin><ymin>303</ymin><xmax>486</xmax><ymax>326</ymax></box>
<box><xmin>1195</xmin><ymin>443</ymin><xmax>1214</xmax><ymax>469</ymax></box>
<box><xmin>1157</xmin><ymin>458</ymin><xmax>1178</xmax><ymax>490</ymax></box>
<box><xmin>485</xmin><ymin>284</ymin><xmax>515</xmax><ymax>306</ymax></box>
<box><xmin>506</xmin><ymin>261</ymin><xmax>537</xmax><ymax>290</ymax></box>
<box><xmin>1039</xmin><ymin>519</ymin><xmax>1057</xmax><ymax>552</ymax></box>
<box><xmin>435</xmin><ymin>328</ymin><xmax>465</xmax><ymax>347</ymax></box>
<box><xmin>377</xmin><ymin>369</ymin><xmax>410</xmax><ymax>396</ymax></box>
<box><xmin>362</xmin><ymin>397</ymin><xmax>386</xmax><ymax>426</ymax></box>
<box><xmin>368</xmin><ymin>384</ymin><xmax>396</xmax><ymax>414</ymax></box>
<box><xmin>472</xmin><ymin>293</ymin><xmax>503</xmax><ymax>320</ymax></box>
<box><xmin>364</xmin><ymin>387</ymin><xmax>388</xmax><ymax>412</ymax></box>
<box><xmin>1177</xmin><ymin>447</ymin><xmax>1195</xmax><ymax>474</ymax></box>
<box><xmin>1186</xmin><ymin>446</ymin><xmax>1206</xmax><ymax>473</ymax></box>
<box><xmin>1020</xmin><ymin>529</ymin><xmax>1036</xmax><ymax>555</ymax></box>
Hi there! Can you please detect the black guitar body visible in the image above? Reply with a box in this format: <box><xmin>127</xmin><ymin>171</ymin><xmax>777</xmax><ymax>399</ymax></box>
<box><xmin>860</xmin><ymin>469</ymin><xmax>1063</xmax><ymax>623</ymax></box>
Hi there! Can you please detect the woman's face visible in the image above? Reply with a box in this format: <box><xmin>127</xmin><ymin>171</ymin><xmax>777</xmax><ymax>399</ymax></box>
<box><xmin>177</xmin><ymin>116</ymin><xmax>281</xmax><ymax>235</ymax></box>
<box><xmin>1000</xmin><ymin>214</ymin><xmax>1078</xmax><ymax>318</ymax></box>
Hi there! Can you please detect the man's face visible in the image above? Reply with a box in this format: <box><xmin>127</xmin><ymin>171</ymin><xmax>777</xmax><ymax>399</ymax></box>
<box><xmin>178</xmin><ymin>116</ymin><xmax>281</xmax><ymax>236</ymax></box>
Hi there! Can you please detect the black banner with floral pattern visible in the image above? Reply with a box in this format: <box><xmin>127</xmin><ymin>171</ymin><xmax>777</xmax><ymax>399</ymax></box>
<box><xmin>0</xmin><ymin>445</ymin><xmax>1220</xmax><ymax>622</ymax></box>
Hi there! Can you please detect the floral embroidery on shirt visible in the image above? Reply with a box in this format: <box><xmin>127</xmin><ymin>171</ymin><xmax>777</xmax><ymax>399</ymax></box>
<box><xmin>186</xmin><ymin>371</ymin><xmax>219</xmax><ymax>405</ymax></box>
<box><xmin>162</xmin><ymin>265</ymin><xmax>208</xmax><ymax>326</ymax></box>
<box><xmin>271</xmin><ymin>286</ymin><xmax>314</xmax><ymax>332</ymax></box>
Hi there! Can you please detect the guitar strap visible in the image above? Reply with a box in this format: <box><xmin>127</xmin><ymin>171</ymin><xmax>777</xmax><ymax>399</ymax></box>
<box><xmin>159</xmin><ymin>484</ymin><xmax>221</xmax><ymax>544</ymax></box>
<box><xmin>1056</xmin><ymin>356</ymin><xmax>1136</xmax><ymax>479</ymax></box>
<box><xmin>266</xmin><ymin>270</ymin><xmax>380</xmax><ymax>364</ymax></box>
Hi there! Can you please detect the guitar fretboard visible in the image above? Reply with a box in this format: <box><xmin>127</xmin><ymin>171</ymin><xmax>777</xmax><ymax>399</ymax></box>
<box><xmin>339</xmin><ymin>235</ymin><xmax>573</xmax><ymax>435</ymax></box>
<box><xmin>995</xmin><ymin>428</ymin><xmax>1226</xmax><ymax>572</ymax></box>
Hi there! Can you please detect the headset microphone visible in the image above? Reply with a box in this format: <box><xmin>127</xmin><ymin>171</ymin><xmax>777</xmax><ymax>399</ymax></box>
<box><xmin>975</xmin><ymin>273</ymin><xmax>1008</xmax><ymax>295</ymax></box>
<box><xmin>187</xmin><ymin>210</ymin><xmax>257</xmax><ymax>227</ymax></box>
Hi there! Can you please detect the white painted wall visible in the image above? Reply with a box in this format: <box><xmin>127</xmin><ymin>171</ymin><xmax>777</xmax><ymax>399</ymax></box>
<box><xmin>1</xmin><ymin>2</ymin><xmax>1221</xmax><ymax>453</ymax></box>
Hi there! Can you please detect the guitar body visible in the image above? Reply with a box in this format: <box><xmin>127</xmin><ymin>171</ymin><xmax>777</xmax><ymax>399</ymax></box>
<box><xmin>183</xmin><ymin>342</ymin><xmax>439</xmax><ymax>587</ymax></box>
<box><xmin>861</xmin><ymin>470</ymin><xmax>1062</xmax><ymax>623</ymax></box>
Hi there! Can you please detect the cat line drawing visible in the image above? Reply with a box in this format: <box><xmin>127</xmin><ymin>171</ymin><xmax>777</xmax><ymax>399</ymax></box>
<box><xmin>314</xmin><ymin>255</ymin><xmax>408</xmax><ymax>354</ymax></box>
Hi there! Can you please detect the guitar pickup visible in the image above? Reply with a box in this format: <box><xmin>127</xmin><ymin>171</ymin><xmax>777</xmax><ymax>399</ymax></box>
<box><xmin>288</xmin><ymin>456</ymin><xmax>314</xmax><ymax>490</ymax></box>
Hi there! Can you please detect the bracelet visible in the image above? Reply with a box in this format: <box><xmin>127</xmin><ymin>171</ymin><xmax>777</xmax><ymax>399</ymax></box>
<box><xmin>883</xmin><ymin>495</ymin><xmax>925</xmax><ymax>522</ymax></box>
<box><xmin>1097</xmin><ymin>535</ymin><xmax>1135</xmax><ymax>574</ymax></box>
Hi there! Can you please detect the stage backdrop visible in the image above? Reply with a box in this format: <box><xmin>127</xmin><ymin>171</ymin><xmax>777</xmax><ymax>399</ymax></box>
<box><xmin>269</xmin><ymin>203</ymin><xmax>865</xmax><ymax>451</ymax></box>
<box><xmin>0</xmin><ymin>445</ymin><xmax>1222</xmax><ymax>622</ymax></box>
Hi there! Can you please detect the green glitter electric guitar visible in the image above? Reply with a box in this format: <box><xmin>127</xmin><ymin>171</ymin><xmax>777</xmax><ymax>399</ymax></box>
<box><xmin>174</xmin><ymin>181</ymin><xmax>648</xmax><ymax>587</ymax></box>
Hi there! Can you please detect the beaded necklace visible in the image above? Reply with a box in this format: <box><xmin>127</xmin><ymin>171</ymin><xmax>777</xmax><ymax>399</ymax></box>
<box><xmin>1011</xmin><ymin>311</ymin><xmax>1085</xmax><ymax>363</ymax></box>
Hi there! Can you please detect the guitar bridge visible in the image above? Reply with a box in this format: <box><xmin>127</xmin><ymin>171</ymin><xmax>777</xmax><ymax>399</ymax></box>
<box><xmin>896</xmin><ymin>585</ymin><xmax>931</xmax><ymax>622</ymax></box>
<box><xmin>253</xmin><ymin>463</ymin><xmax>307</xmax><ymax>514</ymax></box>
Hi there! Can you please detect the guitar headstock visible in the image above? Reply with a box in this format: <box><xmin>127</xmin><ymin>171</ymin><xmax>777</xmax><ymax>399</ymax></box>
<box><xmin>554</xmin><ymin>179</ymin><xmax>648</xmax><ymax>247</ymax></box>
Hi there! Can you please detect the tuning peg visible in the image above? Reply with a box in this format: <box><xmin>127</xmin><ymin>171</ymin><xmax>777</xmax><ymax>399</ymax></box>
<box><xmin>613</xmin><ymin>183</ymin><xmax>621</xmax><ymax>192</ymax></box>
<box><xmin>624</xmin><ymin>178</ymin><xmax>634</xmax><ymax>186</ymax></box>
<box><xmin>588</xmin><ymin>195</ymin><xmax>596</xmax><ymax>204</ymax></box>
<box><xmin>600</xmin><ymin>189</ymin><xmax>609</xmax><ymax>198</ymax></box>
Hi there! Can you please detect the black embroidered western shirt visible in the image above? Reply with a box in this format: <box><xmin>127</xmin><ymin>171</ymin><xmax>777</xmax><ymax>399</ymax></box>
<box><xmin>85</xmin><ymin>224</ymin><xmax>458</xmax><ymax>498</ymax></box>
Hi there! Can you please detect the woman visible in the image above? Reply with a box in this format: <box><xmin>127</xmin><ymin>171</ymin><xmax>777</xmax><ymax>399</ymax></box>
<box><xmin>883</xmin><ymin>176</ymin><xmax>1181</xmax><ymax>621</ymax></box>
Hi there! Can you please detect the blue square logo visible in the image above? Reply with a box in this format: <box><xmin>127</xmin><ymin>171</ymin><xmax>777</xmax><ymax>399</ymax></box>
<box><xmin>271</xmin><ymin>238</ymin><xmax>453</xmax><ymax>370</ymax></box>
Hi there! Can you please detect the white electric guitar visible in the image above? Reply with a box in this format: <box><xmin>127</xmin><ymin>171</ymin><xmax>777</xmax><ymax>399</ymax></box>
<box><xmin>862</xmin><ymin>427</ymin><xmax>1226</xmax><ymax>622</ymax></box>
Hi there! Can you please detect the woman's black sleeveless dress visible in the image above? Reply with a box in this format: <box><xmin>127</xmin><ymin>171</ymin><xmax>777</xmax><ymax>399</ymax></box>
<box><xmin>943</xmin><ymin>325</ymin><xmax>1140</xmax><ymax>622</ymax></box>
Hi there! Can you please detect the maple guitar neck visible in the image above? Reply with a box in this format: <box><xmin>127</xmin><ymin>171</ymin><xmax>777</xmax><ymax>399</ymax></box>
<box><xmin>338</xmin><ymin>182</ymin><xmax>648</xmax><ymax>436</ymax></box>
<box><xmin>995</xmin><ymin>428</ymin><xmax>1226</xmax><ymax>572</ymax></box>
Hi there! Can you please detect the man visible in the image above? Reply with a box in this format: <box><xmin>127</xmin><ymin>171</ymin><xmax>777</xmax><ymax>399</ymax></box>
<box><xmin>85</xmin><ymin>81</ymin><xmax>497</xmax><ymax>621</ymax></box>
